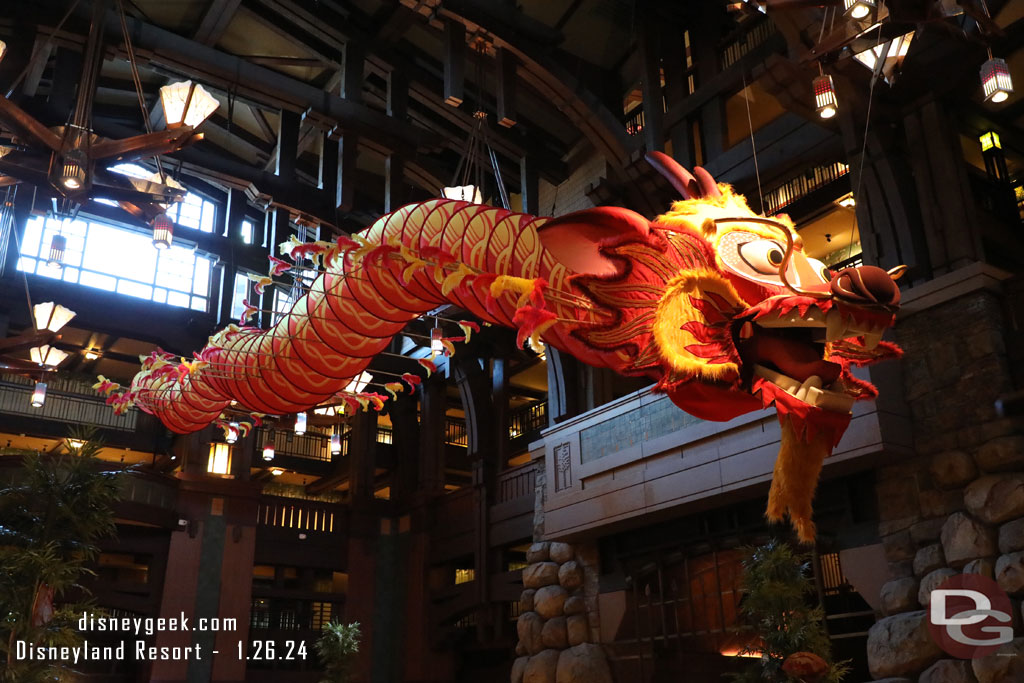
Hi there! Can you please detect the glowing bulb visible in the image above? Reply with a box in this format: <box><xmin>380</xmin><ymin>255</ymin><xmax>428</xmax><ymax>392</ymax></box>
<box><xmin>331</xmin><ymin>432</ymin><xmax>342</xmax><ymax>455</ymax></box>
<box><xmin>294</xmin><ymin>412</ymin><xmax>307</xmax><ymax>435</ymax></box>
<box><xmin>263</xmin><ymin>441</ymin><xmax>275</xmax><ymax>461</ymax></box>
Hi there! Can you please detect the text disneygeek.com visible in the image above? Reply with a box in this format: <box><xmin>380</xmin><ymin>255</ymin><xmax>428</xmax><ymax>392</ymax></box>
<box><xmin>12</xmin><ymin>611</ymin><xmax>307</xmax><ymax>664</ymax></box>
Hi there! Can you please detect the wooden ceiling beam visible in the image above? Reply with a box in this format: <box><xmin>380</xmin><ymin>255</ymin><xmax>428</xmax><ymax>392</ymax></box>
<box><xmin>193</xmin><ymin>0</ymin><xmax>242</xmax><ymax>47</ymax></box>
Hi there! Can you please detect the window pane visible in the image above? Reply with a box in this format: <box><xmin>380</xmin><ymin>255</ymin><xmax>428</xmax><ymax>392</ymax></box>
<box><xmin>16</xmin><ymin>256</ymin><xmax>37</xmax><ymax>274</ymax></box>
<box><xmin>80</xmin><ymin>271</ymin><xmax>117</xmax><ymax>291</ymax></box>
<box><xmin>21</xmin><ymin>217</ymin><xmax>43</xmax><ymax>257</ymax></box>
<box><xmin>193</xmin><ymin>256</ymin><xmax>210</xmax><ymax>295</ymax></box>
<box><xmin>37</xmin><ymin>263</ymin><xmax>64</xmax><ymax>280</ymax></box>
<box><xmin>242</xmin><ymin>220</ymin><xmax>254</xmax><ymax>245</ymax></box>
<box><xmin>117</xmin><ymin>280</ymin><xmax>153</xmax><ymax>300</ymax></box>
<box><xmin>191</xmin><ymin>296</ymin><xmax>207</xmax><ymax>312</ymax></box>
<box><xmin>167</xmin><ymin>290</ymin><xmax>190</xmax><ymax>308</ymax></box>
<box><xmin>231</xmin><ymin>272</ymin><xmax>250</xmax><ymax>320</ymax></box>
<box><xmin>201</xmin><ymin>202</ymin><xmax>216</xmax><ymax>233</ymax></box>
<box><xmin>153</xmin><ymin>287</ymin><xmax>168</xmax><ymax>304</ymax></box>
<box><xmin>63</xmin><ymin>267</ymin><xmax>80</xmax><ymax>284</ymax></box>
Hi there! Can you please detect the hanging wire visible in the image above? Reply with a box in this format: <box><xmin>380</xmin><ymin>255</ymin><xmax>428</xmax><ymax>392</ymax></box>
<box><xmin>846</xmin><ymin>16</ymin><xmax>885</xmax><ymax>262</ymax></box>
<box><xmin>116</xmin><ymin>0</ymin><xmax>166</xmax><ymax>183</ymax></box>
<box><xmin>741</xmin><ymin>69</ymin><xmax>764</xmax><ymax>213</ymax></box>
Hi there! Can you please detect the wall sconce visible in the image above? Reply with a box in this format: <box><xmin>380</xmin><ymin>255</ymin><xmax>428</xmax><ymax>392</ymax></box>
<box><xmin>31</xmin><ymin>381</ymin><xmax>47</xmax><ymax>408</ymax></box>
<box><xmin>813</xmin><ymin>74</ymin><xmax>838</xmax><ymax>119</ymax></box>
<box><xmin>207</xmin><ymin>442</ymin><xmax>231</xmax><ymax>475</ymax></box>
<box><xmin>151</xmin><ymin>212</ymin><xmax>174</xmax><ymax>249</ymax></box>
<box><xmin>160</xmin><ymin>80</ymin><xmax>220</xmax><ymax>129</ymax></box>
<box><xmin>33</xmin><ymin>302</ymin><xmax>76</xmax><ymax>332</ymax></box>
<box><xmin>980</xmin><ymin>56</ymin><xmax>1014</xmax><ymax>104</ymax></box>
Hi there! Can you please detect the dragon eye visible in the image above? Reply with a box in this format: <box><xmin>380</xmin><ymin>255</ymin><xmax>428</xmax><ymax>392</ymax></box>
<box><xmin>738</xmin><ymin>240</ymin><xmax>786</xmax><ymax>274</ymax></box>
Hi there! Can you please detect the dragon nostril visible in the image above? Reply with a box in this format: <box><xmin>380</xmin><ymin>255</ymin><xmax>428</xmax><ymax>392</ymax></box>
<box><xmin>830</xmin><ymin>265</ymin><xmax>901</xmax><ymax>306</ymax></box>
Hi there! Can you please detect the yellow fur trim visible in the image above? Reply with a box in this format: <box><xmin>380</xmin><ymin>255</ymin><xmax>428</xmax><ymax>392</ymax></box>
<box><xmin>766</xmin><ymin>419</ymin><xmax>831</xmax><ymax>544</ymax></box>
<box><xmin>653</xmin><ymin>268</ymin><xmax>743</xmax><ymax>380</ymax></box>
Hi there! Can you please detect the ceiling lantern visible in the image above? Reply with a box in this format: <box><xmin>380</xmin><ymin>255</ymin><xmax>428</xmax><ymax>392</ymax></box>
<box><xmin>430</xmin><ymin>326</ymin><xmax>444</xmax><ymax>354</ymax></box>
<box><xmin>225</xmin><ymin>422</ymin><xmax>239</xmax><ymax>444</ymax></box>
<box><xmin>294</xmin><ymin>412</ymin><xmax>307</xmax><ymax>436</ymax></box>
<box><xmin>980</xmin><ymin>57</ymin><xmax>1013</xmax><ymax>104</ymax></box>
<box><xmin>46</xmin><ymin>234</ymin><xmax>66</xmax><ymax>269</ymax></box>
<box><xmin>263</xmin><ymin>436</ymin><xmax>275</xmax><ymax>461</ymax></box>
<box><xmin>58</xmin><ymin>148</ymin><xmax>88</xmax><ymax>191</ymax></box>
<box><xmin>442</xmin><ymin>185</ymin><xmax>483</xmax><ymax>204</ymax></box>
<box><xmin>207</xmin><ymin>442</ymin><xmax>231</xmax><ymax>475</ymax></box>
<box><xmin>979</xmin><ymin>131</ymin><xmax>1001</xmax><ymax>152</ymax></box>
<box><xmin>813</xmin><ymin>74</ymin><xmax>838</xmax><ymax>119</ymax></box>
<box><xmin>30</xmin><ymin>345</ymin><xmax>69</xmax><ymax>367</ymax></box>
<box><xmin>33</xmin><ymin>302</ymin><xmax>76</xmax><ymax>333</ymax></box>
<box><xmin>159</xmin><ymin>80</ymin><xmax>220</xmax><ymax>129</ymax></box>
<box><xmin>31</xmin><ymin>381</ymin><xmax>47</xmax><ymax>408</ymax></box>
<box><xmin>151</xmin><ymin>212</ymin><xmax>174</xmax><ymax>249</ymax></box>
<box><xmin>330</xmin><ymin>432</ymin><xmax>342</xmax><ymax>456</ymax></box>
<box><xmin>843</xmin><ymin>0</ymin><xmax>876</xmax><ymax>19</ymax></box>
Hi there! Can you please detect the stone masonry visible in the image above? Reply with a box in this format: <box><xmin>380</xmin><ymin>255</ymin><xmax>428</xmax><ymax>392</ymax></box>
<box><xmin>866</xmin><ymin>289</ymin><xmax>1024</xmax><ymax>681</ymax></box>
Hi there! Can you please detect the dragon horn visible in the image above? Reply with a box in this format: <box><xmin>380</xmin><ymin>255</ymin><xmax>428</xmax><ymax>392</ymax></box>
<box><xmin>693</xmin><ymin>166</ymin><xmax>723</xmax><ymax>198</ymax></box>
<box><xmin>645</xmin><ymin>151</ymin><xmax>700</xmax><ymax>200</ymax></box>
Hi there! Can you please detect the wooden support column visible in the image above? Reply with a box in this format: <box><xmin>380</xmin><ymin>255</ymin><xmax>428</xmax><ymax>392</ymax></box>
<box><xmin>661</xmin><ymin>20</ymin><xmax>694</xmax><ymax>164</ymax></box>
<box><xmin>388</xmin><ymin>394</ymin><xmax>419</xmax><ymax>501</ymax></box>
<box><xmin>492</xmin><ymin>356</ymin><xmax>509</xmax><ymax>471</ymax></box>
<box><xmin>320</xmin><ymin>132</ymin><xmax>338</xmax><ymax>193</ymax></box>
<box><xmin>545</xmin><ymin>346</ymin><xmax>582</xmax><ymax>425</ymax></box>
<box><xmin>417</xmin><ymin>375</ymin><xmax>446</xmax><ymax>496</ymax></box>
<box><xmin>520</xmin><ymin>156</ymin><xmax>539</xmax><ymax>215</ymax></box>
<box><xmin>496</xmin><ymin>48</ymin><xmax>517</xmax><ymax>128</ymax></box>
<box><xmin>638</xmin><ymin>7</ymin><xmax>664</xmax><ymax>153</ymax></box>
<box><xmin>443</xmin><ymin>20</ymin><xmax>466</xmax><ymax>106</ymax></box>
<box><xmin>348</xmin><ymin>409</ymin><xmax>378</xmax><ymax>502</ymax></box>
<box><xmin>386</xmin><ymin>70</ymin><xmax>409</xmax><ymax>213</ymax></box>
<box><xmin>342</xmin><ymin>42</ymin><xmax>364</xmax><ymax>104</ymax></box>
<box><xmin>693</xmin><ymin>3</ymin><xmax>726</xmax><ymax>161</ymax></box>
<box><xmin>275</xmin><ymin>109</ymin><xmax>301</xmax><ymax>180</ymax></box>
<box><xmin>217</xmin><ymin>188</ymin><xmax>247</xmax><ymax>326</ymax></box>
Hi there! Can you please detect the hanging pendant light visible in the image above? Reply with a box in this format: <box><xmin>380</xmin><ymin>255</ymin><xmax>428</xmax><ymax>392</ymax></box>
<box><xmin>980</xmin><ymin>56</ymin><xmax>1014</xmax><ymax>103</ymax></box>
<box><xmin>431</xmin><ymin>325</ymin><xmax>444</xmax><ymax>354</ymax></box>
<box><xmin>30</xmin><ymin>345</ymin><xmax>69</xmax><ymax>367</ymax></box>
<box><xmin>31</xmin><ymin>381</ymin><xmax>47</xmax><ymax>408</ymax></box>
<box><xmin>262</xmin><ymin>433</ymin><xmax>276</xmax><ymax>461</ymax></box>
<box><xmin>226</xmin><ymin>422</ymin><xmax>239</xmax><ymax>444</ymax></box>
<box><xmin>33</xmin><ymin>302</ymin><xmax>76</xmax><ymax>332</ymax></box>
<box><xmin>843</xmin><ymin>0</ymin><xmax>876</xmax><ymax>19</ymax></box>
<box><xmin>294</xmin><ymin>412</ymin><xmax>307</xmax><ymax>435</ymax></box>
<box><xmin>159</xmin><ymin>80</ymin><xmax>220</xmax><ymax>129</ymax></box>
<box><xmin>152</xmin><ymin>212</ymin><xmax>173</xmax><ymax>249</ymax></box>
<box><xmin>331</xmin><ymin>431</ymin><xmax>342</xmax><ymax>456</ymax></box>
<box><xmin>46</xmin><ymin>234</ymin><xmax>66</xmax><ymax>269</ymax></box>
<box><xmin>813</xmin><ymin>73</ymin><xmax>838</xmax><ymax>119</ymax></box>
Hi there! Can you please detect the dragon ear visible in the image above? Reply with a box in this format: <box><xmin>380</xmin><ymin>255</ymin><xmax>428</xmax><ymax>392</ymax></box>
<box><xmin>538</xmin><ymin>206</ymin><xmax>651</xmax><ymax>277</ymax></box>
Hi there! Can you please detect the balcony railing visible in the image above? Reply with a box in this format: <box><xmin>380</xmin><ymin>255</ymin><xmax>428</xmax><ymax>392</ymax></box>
<box><xmin>445</xmin><ymin>416</ymin><xmax>468</xmax><ymax>447</ymax></box>
<box><xmin>720</xmin><ymin>17</ymin><xmax>777</xmax><ymax>70</ymax></box>
<box><xmin>496</xmin><ymin>461</ymin><xmax>535</xmax><ymax>504</ymax></box>
<box><xmin>0</xmin><ymin>373</ymin><xmax>138</xmax><ymax>431</ymax></box>
<box><xmin>509</xmin><ymin>401</ymin><xmax>546</xmax><ymax>439</ymax></box>
<box><xmin>257</xmin><ymin>495</ymin><xmax>340</xmax><ymax>533</ymax></box>
<box><xmin>762</xmin><ymin>161</ymin><xmax>849</xmax><ymax>216</ymax></box>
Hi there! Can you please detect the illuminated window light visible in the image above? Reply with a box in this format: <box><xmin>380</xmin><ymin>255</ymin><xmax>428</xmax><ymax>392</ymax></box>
<box><xmin>979</xmin><ymin>131</ymin><xmax>1001</xmax><ymax>152</ymax></box>
<box><xmin>843</xmin><ymin>0</ymin><xmax>876</xmax><ymax>19</ymax></box>
<box><xmin>294</xmin><ymin>412</ymin><xmax>307</xmax><ymax>435</ymax></box>
<box><xmin>151</xmin><ymin>212</ymin><xmax>174</xmax><ymax>249</ymax></box>
<box><xmin>33</xmin><ymin>302</ymin><xmax>76</xmax><ymax>333</ymax></box>
<box><xmin>344</xmin><ymin>371</ymin><xmax>372</xmax><ymax>394</ymax></box>
<box><xmin>46</xmin><ymin>234</ymin><xmax>66</xmax><ymax>269</ymax></box>
<box><xmin>331</xmin><ymin>432</ymin><xmax>342</xmax><ymax>455</ymax></box>
<box><xmin>31</xmin><ymin>381</ymin><xmax>47</xmax><ymax>408</ymax></box>
<box><xmin>980</xmin><ymin>57</ymin><xmax>1013</xmax><ymax>104</ymax></box>
<box><xmin>160</xmin><ymin>80</ymin><xmax>220</xmax><ymax>129</ymax></box>
<box><xmin>813</xmin><ymin>74</ymin><xmax>838</xmax><ymax>119</ymax></box>
<box><xmin>852</xmin><ymin>32</ymin><xmax>914</xmax><ymax>73</ymax></box>
<box><xmin>207</xmin><ymin>442</ymin><xmax>231</xmax><ymax>475</ymax></box>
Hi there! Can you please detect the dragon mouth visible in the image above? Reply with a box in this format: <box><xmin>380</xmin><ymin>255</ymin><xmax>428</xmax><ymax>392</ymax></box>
<box><xmin>735</xmin><ymin>298</ymin><xmax>895</xmax><ymax>414</ymax></box>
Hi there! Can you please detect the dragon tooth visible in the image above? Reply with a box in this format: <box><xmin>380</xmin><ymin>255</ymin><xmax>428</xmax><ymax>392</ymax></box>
<box><xmin>826</xmin><ymin>310</ymin><xmax>845</xmax><ymax>342</ymax></box>
<box><xmin>863</xmin><ymin>328</ymin><xmax>883</xmax><ymax>350</ymax></box>
<box><xmin>795</xmin><ymin>375</ymin><xmax>823</xmax><ymax>402</ymax></box>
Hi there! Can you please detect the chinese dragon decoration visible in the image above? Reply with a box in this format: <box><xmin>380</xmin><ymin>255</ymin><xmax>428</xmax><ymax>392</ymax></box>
<box><xmin>99</xmin><ymin>152</ymin><xmax>903</xmax><ymax>542</ymax></box>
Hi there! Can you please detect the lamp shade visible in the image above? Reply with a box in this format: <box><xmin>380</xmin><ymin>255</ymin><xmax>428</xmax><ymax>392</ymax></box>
<box><xmin>442</xmin><ymin>185</ymin><xmax>483</xmax><ymax>204</ymax></box>
<box><xmin>46</xmin><ymin>234</ymin><xmax>66</xmax><ymax>269</ymax></box>
<box><xmin>31</xmin><ymin>381</ymin><xmax>47</xmax><ymax>408</ymax></box>
<box><xmin>0</xmin><ymin>40</ymin><xmax>7</xmax><ymax>62</ymax></box>
<box><xmin>980</xmin><ymin>131</ymin><xmax>1001</xmax><ymax>152</ymax></box>
<box><xmin>813</xmin><ymin>74</ymin><xmax>838</xmax><ymax>119</ymax></box>
<box><xmin>30</xmin><ymin>345</ymin><xmax>69</xmax><ymax>367</ymax></box>
<box><xmin>33</xmin><ymin>302</ymin><xmax>76</xmax><ymax>332</ymax></box>
<box><xmin>152</xmin><ymin>213</ymin><xmax>174</xmax><ymax>249</ymax></box>
<box><xmin>226</xmin><ymin>423</ymin><xmax>239</xmax><ymax>444</ymax></box>
<box><xmin>981</xmin><ymin>57</ymin><xmax>1014</xmax><ymax>104</ymax></box>
<box><xmin>59</xmin><ymin>148</ymin><xmax>88</xmax><ymax>190</ymax></box>
<box><xmin>843</xmin><ymin>0</ymin><xmax>876</xmax><ymax>19</ymax></box>
<box><xmin>294</xmin><ymin>412</ymin><xmax>307</xmax><ymax>435</ymax></box>
<box><xmin>262</xmin><ymin>440</ymin><xmax>275</xmax><ymax>461</ymax></box>
<box><xmin>160</xmin><ymin>80</ymin><xmax>219</xmax><ymax>128</ymax></box>
<box><xmin>430</xmin><ymin>326</ymin><xmax>444</xmax><ymax>353</ymax></box>
<box><xmin>330</xmin><ymin>432</ymin><xmax>342</xmax><ymax>455</ymax></box>
<box><xmin>207</xmin><ymin>442</ymin><xmax>231</xmax><ymax>475</ymax></box>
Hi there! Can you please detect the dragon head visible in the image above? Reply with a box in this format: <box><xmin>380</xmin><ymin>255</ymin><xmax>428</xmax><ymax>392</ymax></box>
<box><xmin>538</xmin><ymin>153</ymin><xmax>903</xmax><ymax>541</ymax></box>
